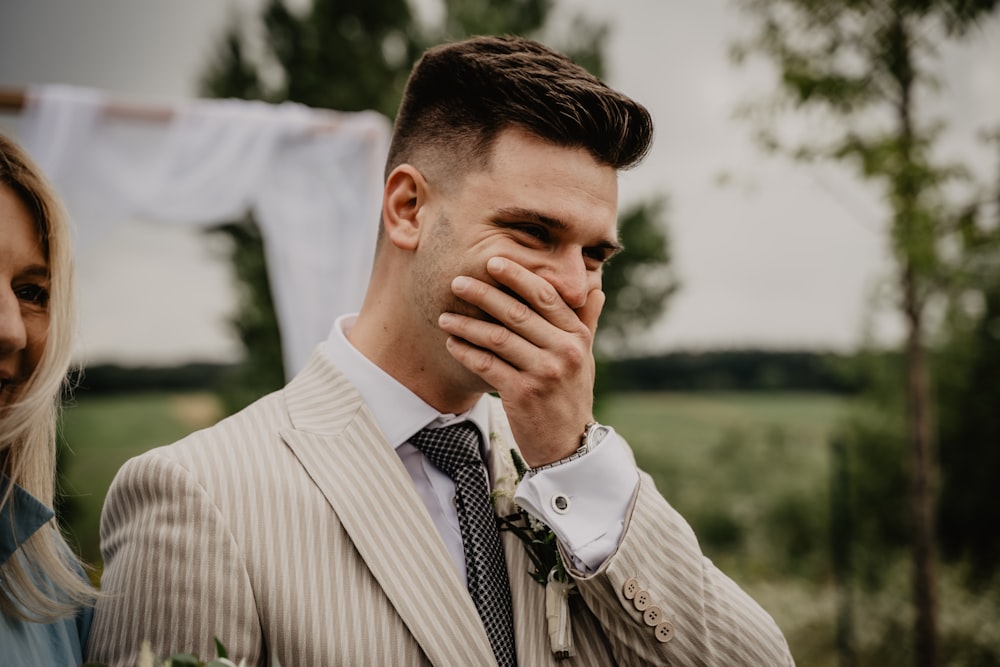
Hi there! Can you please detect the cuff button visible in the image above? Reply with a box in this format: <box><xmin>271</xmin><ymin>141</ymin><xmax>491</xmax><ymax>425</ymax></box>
<box><xmin>655</xmin><ymin>620</ymin><xmax>675</xmax><ymax>644</ymax></box>
<box><xmin>622</xmin><ymin>578</ymin><xmax>639</xmax><ymax>600</ymax></box>
<box><xmin>643</xmin><ymin>605</ymin><xmax>662</xmax><ymax>626</ymax></box>
<box><xmin>633</xmin><ymin>590</ymin><xmax>651</xmax><ymax>611</ymax></box>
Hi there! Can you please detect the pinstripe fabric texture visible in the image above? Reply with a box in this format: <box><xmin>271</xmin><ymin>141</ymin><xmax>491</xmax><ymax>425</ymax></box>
<box><xmin>86</xmin><ymin>349</ymin><xmax>795</xmax><ymax>666</ymax></box>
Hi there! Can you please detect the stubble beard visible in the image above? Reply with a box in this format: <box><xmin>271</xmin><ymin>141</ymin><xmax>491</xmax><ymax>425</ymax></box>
<box><xmin>409</xmin><ymin>214</ymin><xmax>495</xmax><ymax>395</ymax></box>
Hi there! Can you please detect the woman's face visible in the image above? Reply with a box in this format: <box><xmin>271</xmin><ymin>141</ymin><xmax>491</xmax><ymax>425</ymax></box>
<box><xmin>0</xmin><ymin>184</ymin><xmax>49</xmax><ymax>406</ymax></box>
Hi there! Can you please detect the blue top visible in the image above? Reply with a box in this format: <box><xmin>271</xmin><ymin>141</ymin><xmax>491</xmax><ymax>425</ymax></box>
<box><xmin>1</xmin><ymin>475</ymin><xmax>93</xmax><ymax>667</ymax></box>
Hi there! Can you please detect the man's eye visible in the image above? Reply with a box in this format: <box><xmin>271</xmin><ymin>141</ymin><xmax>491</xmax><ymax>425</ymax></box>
<box><xmin>16</xmin><ymin>284</ymin><xmax>50</xmax><ymax>307</ymax></box>
<box><xmin>584</xmin><ymin>248</ymin><xmax>613</xmax><ymax>268</ymax></box>
<box><xmin>513</xmin><ymin>225</ymin><xmax>549</xmax><ymax>242</ymax></box>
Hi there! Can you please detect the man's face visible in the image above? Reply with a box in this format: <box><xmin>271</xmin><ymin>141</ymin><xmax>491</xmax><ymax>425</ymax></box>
<box><xmin>408</xmin><ymin>127</ymin><xmax>619</xmax><ymax>385</ymax></box>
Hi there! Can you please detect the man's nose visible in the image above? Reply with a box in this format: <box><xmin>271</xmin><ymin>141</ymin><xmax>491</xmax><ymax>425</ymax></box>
<box><xmin>0</xmin><ymin>288</ymin><xmax>27</xmax><ymax>355</ymax></box>
<box><xmin>542</xmin><ymin>252</ymin><xmax>593</xmax><ymax>311</ymax></box>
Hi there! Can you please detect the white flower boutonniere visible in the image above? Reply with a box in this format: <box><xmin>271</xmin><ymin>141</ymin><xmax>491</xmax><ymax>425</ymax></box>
<box><xmin>490</xmin><ymin>433</ymin><xmax>578</xmax><ymax>660</ymax></box>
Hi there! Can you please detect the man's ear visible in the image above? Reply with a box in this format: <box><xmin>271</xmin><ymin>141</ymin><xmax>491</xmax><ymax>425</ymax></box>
<box><xmin>382</xmin><ymin>164</ymin><xmax>428</xmax><ymax>251</ymax></box>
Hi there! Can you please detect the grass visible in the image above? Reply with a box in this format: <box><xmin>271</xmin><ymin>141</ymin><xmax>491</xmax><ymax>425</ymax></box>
<box><xmin>599</xmin><ymin>392</ymin><xmax>848</xmax><ymax>559</ymax></box>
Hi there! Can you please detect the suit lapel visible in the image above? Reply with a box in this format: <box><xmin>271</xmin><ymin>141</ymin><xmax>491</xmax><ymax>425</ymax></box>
<box><xmin>279</xmin><ymin>352</ymin><xmax>497</xmax><ymax>667</ymax></box>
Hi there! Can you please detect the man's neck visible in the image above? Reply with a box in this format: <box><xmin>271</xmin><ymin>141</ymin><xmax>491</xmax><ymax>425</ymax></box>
<box><xmin>346</xmin><ymin>313</ymin><xmax>484</xmax><ymax>415</ymax></box>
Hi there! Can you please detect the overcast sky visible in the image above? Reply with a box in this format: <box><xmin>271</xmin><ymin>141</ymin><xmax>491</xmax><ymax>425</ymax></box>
<box><xmin>0</xmin><ymin>0</ymin><xmax>998</xmax><ymax>364</ymax></box>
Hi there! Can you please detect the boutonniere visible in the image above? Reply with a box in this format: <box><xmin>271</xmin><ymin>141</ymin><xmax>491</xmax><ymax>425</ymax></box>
<box><xmin>490</xmin><ymin>432</ymin><xmax>578</xmax><ymax>660</ymax></box>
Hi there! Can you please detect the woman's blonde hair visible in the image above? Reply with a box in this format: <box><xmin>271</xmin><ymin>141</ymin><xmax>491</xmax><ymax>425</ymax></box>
<box><xmin>0</xmin><ymin>132</ymin><xmax>93</xmax><ymax>621</ymax></box>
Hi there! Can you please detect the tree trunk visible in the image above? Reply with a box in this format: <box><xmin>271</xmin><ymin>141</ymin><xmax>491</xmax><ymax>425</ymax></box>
<box><xmin>903</xmin><ymin>269</ymin><xmax>938</xmax><ymax>667</ymax></box>
<box><xmin>891</xmin><ymin>8</ymin><xmax>938</xmax><ymax>664</ymax></box>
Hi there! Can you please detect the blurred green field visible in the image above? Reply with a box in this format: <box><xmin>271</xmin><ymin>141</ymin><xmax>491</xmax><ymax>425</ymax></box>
<box><xmin>57</xmin><ymin>389</ymin><xmax>849</xmax><ymax>663</ymax></box>
<box><xmin>58</xmin><ymin>391</ymin><xmax>224</xmax><ymax>575</ymax></box>
<box><xmin>601</xmin><ymin>392</ymin><xmax>845</xmax><ymax>520</ymax></box>
<box><xmin>601</xmin><ymin>392</ymin><xmax>851</xmax><ymax>665</ymax></box>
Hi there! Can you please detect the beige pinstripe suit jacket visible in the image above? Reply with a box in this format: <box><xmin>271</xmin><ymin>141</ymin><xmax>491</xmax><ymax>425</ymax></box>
<box><xmin>86</xmin><ymin>350</ymin><xmax>794</xmax><ymax>666</ymax></box>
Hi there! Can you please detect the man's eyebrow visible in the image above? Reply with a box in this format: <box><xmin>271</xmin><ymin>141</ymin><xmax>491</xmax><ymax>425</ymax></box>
<box><xmin>493</xmin><ymin>206</ymin><xmax>624</xmax><ymax>255</ymax></box>
<box><xmin>493</xmin><ymin>206</ymin><xmax>568</xmax><ymax>230</ymax></box>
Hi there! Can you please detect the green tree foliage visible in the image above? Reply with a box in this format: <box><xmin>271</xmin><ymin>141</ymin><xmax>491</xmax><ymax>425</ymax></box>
<box><xmin>440</xmin><ymin>0</ymin><xmax>552</xmax><ymax>39</ymax></box>
<box><xmin>732</xmin><ymin>1</ymin><xmax>999</xmax><ymax>664</ymax></box>
<box><xmin>205</xmin><ymin>218</ymin><xmax>285</xmax><ymax>412</ymax></box>
<box><xmin>200</xmin><ymin>0</ymin><xmax>675</xmax><ymax>411</ymax></box>
<box><xmin>597</xmin><ymin>196</ymin><xmax>678</xmax><ymax>354</ymax></box>
<box><xmin>838</xmin><ymin>353</ymin><xmax>910</xmax><ymax>583</ymax></box>
<box><xmin>937</xmin><ymin>276</ymin><xmax>1000</xmax><ymax>578</ymax></box>
<box><xmin>935</xmin><ymin>133</ymin><xmax>1000</xmax><ymax>581</ymax></box>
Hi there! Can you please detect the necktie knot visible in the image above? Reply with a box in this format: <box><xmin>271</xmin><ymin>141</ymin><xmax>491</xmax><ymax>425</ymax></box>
<box><xmin>410</xmin><ymin>422</ymin><xmax>485</xmax><ymax>478</ymax></box>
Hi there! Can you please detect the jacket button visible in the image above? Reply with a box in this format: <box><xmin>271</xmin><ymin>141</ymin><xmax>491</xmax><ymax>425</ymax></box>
<box><xmin>643</xmin><ymin>605</ymin><xmax>662</xmax><ymax>626</ymax></box>
<box><xmin>633</xmin><ymin>590</ymin><xmax>651</xmax><ymax>611</ymax></box>
<box><xmin>655</xmin><ymin>620</ymin><xmax>675</xmax><ymax>643</ymax></box>
<box><xmin>622</xmin><ymin>578</ymin><xmax>639</xmax><ymax>600</ymax></box>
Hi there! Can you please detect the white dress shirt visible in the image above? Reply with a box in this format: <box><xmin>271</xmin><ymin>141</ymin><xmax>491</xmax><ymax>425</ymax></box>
<box><xmin>323</xmin><ymin>314</ymin><xmax>638</xmax><ymax>578</ymax></box>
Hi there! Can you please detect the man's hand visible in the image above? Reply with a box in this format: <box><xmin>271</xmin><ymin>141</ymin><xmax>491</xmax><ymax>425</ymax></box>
<box><xmin>438</xmin><ymin>256</ymin><xmax>602</xmax><ymax>467</ymax></box>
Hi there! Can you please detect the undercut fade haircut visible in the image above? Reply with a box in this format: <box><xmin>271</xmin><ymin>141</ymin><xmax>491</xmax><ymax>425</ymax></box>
<box><xmin>385</xmin><ymin>35</ymin><xmax>654</xmax><ymax>183</ymax></box>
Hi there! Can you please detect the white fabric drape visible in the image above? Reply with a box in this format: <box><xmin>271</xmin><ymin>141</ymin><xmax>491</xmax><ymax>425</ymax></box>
<box><xmin>19</xmin><ymin>85</ymin><xmax>390</xmax><ymax>378</ymax></box>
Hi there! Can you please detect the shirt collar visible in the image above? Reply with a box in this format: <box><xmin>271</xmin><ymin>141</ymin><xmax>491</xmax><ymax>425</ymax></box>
<box><xmin>322</xmin><ymin>314</ymin><xmax>492</xmax><ymax>451</ymax></box>
<box><xmin>0</xmin><ymin>474</ymin><xmax>54</xmax><ymax>567</ymax></box>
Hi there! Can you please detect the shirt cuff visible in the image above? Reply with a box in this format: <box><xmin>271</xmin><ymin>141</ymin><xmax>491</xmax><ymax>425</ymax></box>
<box><xmin>513</xmin><ymin>428</ymin><xmax>639</xmax><ymax>572</ymax></box>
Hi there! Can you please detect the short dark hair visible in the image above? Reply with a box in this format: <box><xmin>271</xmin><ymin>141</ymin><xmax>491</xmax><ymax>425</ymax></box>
<box><xmin>385</xmin><ymin>35</ymin><xmax>653</xmax><ymax>182</ymax></box>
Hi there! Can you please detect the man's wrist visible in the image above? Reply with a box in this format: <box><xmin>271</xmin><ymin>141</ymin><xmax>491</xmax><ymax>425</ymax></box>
<box><xmin>528</xmin><ymin>422</ymin><xmax>611</xmax><ymax>474</ymax></box>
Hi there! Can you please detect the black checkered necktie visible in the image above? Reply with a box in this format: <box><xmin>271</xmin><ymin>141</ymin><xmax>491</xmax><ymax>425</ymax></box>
<box><xmin>410</xmin><ymin>422</ymin><xmax>517</xmax><ymax>667</ymax></box>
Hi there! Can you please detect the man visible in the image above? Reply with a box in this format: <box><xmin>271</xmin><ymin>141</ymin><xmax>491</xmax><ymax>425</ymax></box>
<box><xmin>87</xmin><ymin>36</ymin><xmax>794</xmax><ymax>666</ymax></box>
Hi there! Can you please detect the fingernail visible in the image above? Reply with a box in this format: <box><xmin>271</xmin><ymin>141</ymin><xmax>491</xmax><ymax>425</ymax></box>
<box><xmin>439</xmin><ymin>313</ymin><xmax>455</xmax><ymax>326</ymax></box>
<box><xmin>487</xmin><ymin>257</ymin><xmax>505</xmax><ymax>272</ymax></box>
<box><xmin>452</xmin><ymin>276</ymin><xmax>470</xmax><ymax>290</ymax></box>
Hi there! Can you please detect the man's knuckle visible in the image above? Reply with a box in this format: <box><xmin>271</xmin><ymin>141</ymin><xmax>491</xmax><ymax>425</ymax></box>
<box><xmin>537</xmin><ymin>285</ymin><xmax>560</xmax><ymax>308</ymax></box>
<box><xmin>489</xmin><ymin>326</ymin><xmax>512</xmax><ymax>346</ymax></box>
<box><xmin>471</xmin><ymin>351</ymin><xmax>494</xmax><ymax>373</ymax></box>
<box><xmin>507</xmin><ymin>301</ymin><xmax>532</xmax><ymax>324</ymax></box>
<box><xmin>537</xmin><ymin>358</ymin><xmax>562</xmax><ymax>381</ymax></box>
<box><xmin>561</xmin><ymin>344</ymin><xmax>585</xmax><ymax>368</ymax></box>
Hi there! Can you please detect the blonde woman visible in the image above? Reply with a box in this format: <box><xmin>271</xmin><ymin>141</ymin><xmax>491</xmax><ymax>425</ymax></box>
<box><xmin>1</xmin><ymin>133</ymin><xmax>93</xmax><ymax>665</ymax></box>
